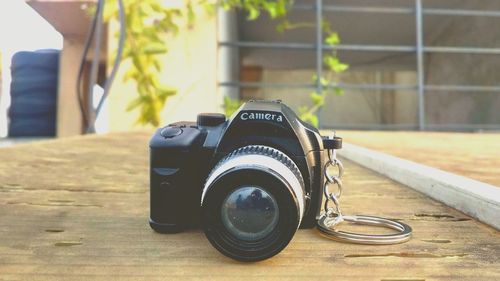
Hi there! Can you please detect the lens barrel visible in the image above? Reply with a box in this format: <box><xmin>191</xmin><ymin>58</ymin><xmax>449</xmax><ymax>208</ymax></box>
<box><xmin>201</xmin><ymin>145</ymin><xmax>305</xmax><ymax>261</ymax></box>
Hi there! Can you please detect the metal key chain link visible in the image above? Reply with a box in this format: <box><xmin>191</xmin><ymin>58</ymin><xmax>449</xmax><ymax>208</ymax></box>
<box><xmin>317</xmin><ymin>134</ymin><xmax>413</xmax><ymax>245</ymax></box>
<box><xmin>322</xmin><ymin>148</ymin><xmax>344</xmax><ymax>226</ymax></box>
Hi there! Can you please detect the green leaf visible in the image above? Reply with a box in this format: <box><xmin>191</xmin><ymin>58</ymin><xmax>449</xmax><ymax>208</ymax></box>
<box><xmin>312</xmin><ymin>75</ymin><xmax>329</xmax><ymax>87</ymax></box>
<box><xmin>276</xmin><ymin>20</ymin><xmax>289</xmax><ymax>33</ymax></box>
<box><xmin>324</xmin><ymin>56</ymin><xmax>349</xmax><ymax>73</ymax></box>
<box><xmin>309</xmin><ymin>115</ymin><xmax>319</xmax><ymax>128</ymax></box>
<box><xmin>126</xmin><ymin>96</ymin><xmax>144</xmax><ymax>111</ymax></box>
<box><xmin>265</xmin><ymin>3</ymin><xmax>278</xmax><ymax>18</ymax></box>
<box><xmin>186</xmin><ymin>1</ymin><xmax>195</xmax><ymax>26</ymax></box>
<box><xmin>158</xmin><ymin>86</ymin><xmax>176</xmax><ymax>98</ymax></box>
<box><xmin>298</xmin><ymin>106</ymin><xmax>307</xmax><ymax>114</ymax></box>
<box><xmin>334</xmin><ymin>87</ymin><xmax>344</xmax><ymax>96</ymax></box>
<box><xmin>203</xmin><ymin>2</ymin><xmax>216</xmax><ymax>16</ymax></box>
<box><xmin>310</xmin><ymin>92</ymin><xmax>325</xmax><ymax>106</ymax></box>
<box><xmin>275</xmin><ymin>0</ymin><xmax>287</xmax><ymax>17</ymax></box>
<box><xmin>142</xmin><ymin>42</ymin><xmax>167</xmax><ymax>54</ymax></box>
<box><xmin>299</xmin><ymin>111</ymin><xmax>319</xmax><ymax>128</ymax></box>
<box><xmin>320</xmin><ymin>77</ymin><xmax>328</xmax><ymax>87</ymax></box>
<box><xmin>325</xmin><ymin>32</ymin><xmax>340</xmax><ymax>45</ymax></box>
<box><xmin>153</xmin><ymin>60</ymin><xmax>162</xmax><ymax>72</ymax></box>
<box><xmin>132</xmin><ymin>56</ymin><xmax>144</xmax><ymax>73</ymax></box>
<box><xmin>247</xmin><ymin>7</ymin><xmax>260</xmax><ymax>20</ymax></box>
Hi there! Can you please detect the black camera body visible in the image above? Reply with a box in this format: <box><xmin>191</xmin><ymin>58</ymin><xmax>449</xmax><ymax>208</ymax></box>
<box><xmin>150</xmin><ymin>100</ymin><xmax>334</xmax><ymax>261</ymax></box>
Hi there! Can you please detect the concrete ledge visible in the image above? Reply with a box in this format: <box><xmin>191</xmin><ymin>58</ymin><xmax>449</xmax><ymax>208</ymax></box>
<box><xmin>338</xmin><ymin>143</ymin><xmax>500</xmax><ymax>230</ymax></box>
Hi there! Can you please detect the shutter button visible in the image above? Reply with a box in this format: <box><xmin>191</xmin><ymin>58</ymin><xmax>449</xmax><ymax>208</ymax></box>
<box><xmin>160</xmin><ymin>126</ymin><xmax>183</xmax><ymax>138</ymax></box>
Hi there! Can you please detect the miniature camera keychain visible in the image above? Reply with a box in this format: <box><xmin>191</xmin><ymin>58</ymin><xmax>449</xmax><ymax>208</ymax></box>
<box><xmin>149</xmin><ymin>100</ymin><xmax>412</xmax><ymax>261</ymax></box>
<box><xmin>316</xmin><ymin>134</ymin><xmax>412</xmax><ymax>244</ymax></box>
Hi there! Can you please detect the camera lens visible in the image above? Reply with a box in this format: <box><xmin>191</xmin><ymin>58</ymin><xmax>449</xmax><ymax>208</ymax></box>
<box><xmin>201</xmin><ymin>145</ymin><xmax>305</xmax><ymax>261</ymax></box>
<box><xmin>221</xmin><ymin>186</ymin><xmax>279</xmax><ymax>241</ymax></box>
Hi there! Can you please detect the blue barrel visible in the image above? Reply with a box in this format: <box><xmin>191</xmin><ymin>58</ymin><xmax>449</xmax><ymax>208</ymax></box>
<box><xmin>8</xmin><ymin>49</ymin><xmax>60</xmax><ymax>137</ymax></box>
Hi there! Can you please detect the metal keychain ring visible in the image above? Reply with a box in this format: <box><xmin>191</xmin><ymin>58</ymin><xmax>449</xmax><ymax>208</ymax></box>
<box><xmin>316</xmin><ymin>215</ymin><xmax>412</xmax><ymax>245</ymax></box>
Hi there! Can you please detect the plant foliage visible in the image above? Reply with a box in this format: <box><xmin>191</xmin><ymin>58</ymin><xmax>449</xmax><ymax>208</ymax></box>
<box><xmin>102</xmin><ymin>0</ymin><xmax>202</xmax><ymax>126</ymax></box>
<box><xmin>104</xmin><ymin>0</ymin><xmax>347</xmax><ymax>128</ymax></box>
<box><xmin>297</xmin><ymin>21</ymin><xmax>349</xmax><ymax>127</ymax></box>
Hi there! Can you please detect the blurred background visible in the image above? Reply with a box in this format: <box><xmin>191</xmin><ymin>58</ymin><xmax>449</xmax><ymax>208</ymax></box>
<box><xmin>1</xmin><ymin>0</ymin><xmax>500</xmax><ymax>139</ymax></box>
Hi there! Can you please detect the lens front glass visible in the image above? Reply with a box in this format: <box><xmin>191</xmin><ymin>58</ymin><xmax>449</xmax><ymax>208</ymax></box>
<box><xmin>221</xmin><ymin>186</ymin><xmax>279</xmax><ymax>241</ymax></box>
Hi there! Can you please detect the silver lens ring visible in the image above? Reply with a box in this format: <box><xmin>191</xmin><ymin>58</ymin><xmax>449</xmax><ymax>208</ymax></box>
<box><xmin>202</xmin><ymin>145</ymin><xmax>306</xmax><ymax>225</ymax></box>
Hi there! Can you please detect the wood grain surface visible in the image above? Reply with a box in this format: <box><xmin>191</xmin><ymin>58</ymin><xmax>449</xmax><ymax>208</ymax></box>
<box><xmin>0</xmin><ymin>132</ymin><xmax>498</xmax><ymax>280</ymax></box>
<box><xmin>337</xmin><ymin>131</ymin><xmax>500</xmax><ymax>187</ymax></box>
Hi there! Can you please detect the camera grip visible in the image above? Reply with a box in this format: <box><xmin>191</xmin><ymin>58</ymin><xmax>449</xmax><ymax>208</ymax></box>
<box><xmin>149</xmin><ymin>167</ymin><xmax>183</xmax><ymax>233</ymax></box>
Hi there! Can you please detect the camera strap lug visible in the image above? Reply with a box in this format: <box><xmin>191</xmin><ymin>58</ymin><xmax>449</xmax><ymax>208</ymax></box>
<box><xmin>316</xmin><ymin>133</ymin><xmax>412</xmax><ymax>245</ymax></box>
<box><xmin>322</xmin><ymin>136</ymin><xmax>342</xmax><ymax>150</ymax></box>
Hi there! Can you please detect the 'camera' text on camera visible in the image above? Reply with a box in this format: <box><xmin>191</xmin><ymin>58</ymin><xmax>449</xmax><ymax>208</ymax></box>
<box><xmin>240</xmin><ymin>112</ymin><xmax>284</xmax><ymax>123</ymax></box>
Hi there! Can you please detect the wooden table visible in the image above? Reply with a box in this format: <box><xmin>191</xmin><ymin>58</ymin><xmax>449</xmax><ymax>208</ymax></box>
<box><xmin>0</xmin><ymin>132</ymin><xmax>499</xmax><ymax>280</ymax></box>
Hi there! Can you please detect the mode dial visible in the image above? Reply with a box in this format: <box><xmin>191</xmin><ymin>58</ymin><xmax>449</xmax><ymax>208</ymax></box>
<box><xmin>197</xmin><ymin>113</ymin><xmax>226</xmax><ymax>127</ymax></box>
